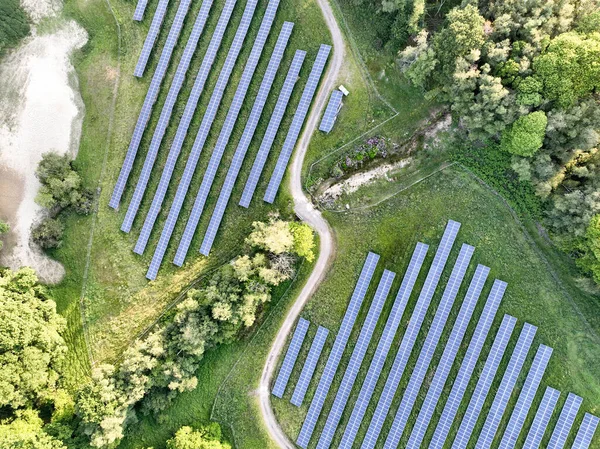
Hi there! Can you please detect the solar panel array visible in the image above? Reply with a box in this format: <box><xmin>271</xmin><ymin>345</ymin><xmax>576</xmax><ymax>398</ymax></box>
<box><xmin>110</xmin><ymin>0</ymin><xmax>196</xmax><ymax>211</ymax></box>
<box><xmin>133</xmin><ymin>0</ymin><xmax>148</xmax><ymax>21</ymax></box>
<box><xmin>407</xmin><ymin>267</ymin><xmax>500</xmax><ymax>449</ymax></box>
<box><xmin>263</xmin><ymin>44</ymin><xmax>331</xmax><ymax>204</ymax></box>
<box><xmin>291</xmin><ymin>326</ymin><xmax>329</xmax><ymax>406</ymax></box>
<box><xmin>475</xmin><ymin>323</ymin><xmax>538</xmax><ymax>449</ymax></box>
<box><xmin>146</xmin><ymin>0</ymin><xmax>263</xmax><ymax>279</ymax></box>
<box><xmin>382</xmin><ymin>244</ymin><xmax>475</xmax><ymax>449</ymax></box>
<box><xmin>199</xmin><ymin>51</ymin><xmax>304</xmax><ymax>256</ymax></box>
<box><xmin>360</xmin><ymin>220</ymin><xmax>460</xmax><ymax>449</ymax></box>
<box><xmin>175</xmin><ymin>20</ymin><xmax>291</xmax><ymax>265</ymax></box>
<box><xmin>548</xmin><ymin>393</ymin><xmax>583</xmax><ymax>449</ymax></box>
<box><xmin>318</xmin><ymin>89</ymin><xmax>343</xmax><ymax>133</ymax></box>
<box><xmin>315</xmin><ymin>270</ymin><xmax>396</xmax><ymax>449</ymax></box>
<box><xmin>134</xmin><ymin>0</ymin><xmax>169</xmax><ymax>77</ymax></box>
<box><xmin>295</xmin><ymin>252</ymin><xmax>379</xmax><ymax>448</ymax></box>
<box><xmin>498</xmin><ymin>344</ymin><xmax>553</xmax><ymax>449</ymax></box>
<box><xmin>573</xmin><ymin>413</ymin><xmax>600</xmax><ymax>449</ymax></box>
<box><xmin>239</xmin><ymin>51</ymin><xmax>305</xmax><ymax>208</ymax></box>
<box><xmin>134</xmin><ymin>0</ymin><xmax>238</xmax><ymax>253</ymax></box>
<box><xmin>272</xmin><ymin>318</ymin><xmax>309</xmax><ymax>398</ymax></box>
<box><xmin>121</xmin><ymin>0</ymin><xmax>215</xmax><ymax>231</ymax></box>
<box><xmin>339</xmin><ymin>242</ymin><xmax>429</xmax><ymax>449</ymax></box>
<box><xmin>523</xmin><ymin>387</ymin><xmax>560</xmax><ymax>449</ymax></box>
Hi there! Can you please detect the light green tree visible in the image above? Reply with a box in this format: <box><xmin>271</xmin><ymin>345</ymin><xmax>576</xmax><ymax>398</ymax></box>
<box><xmin>166</xmin><ymin>424</ymin><xmax>230</xmax><ymax>449</ymax></box>
<box><xmin>500</xmin><ymin>111</ymin><xmax>548</xmax><ymax>156</ymax></box>
<box><xmin>0</xmin><ymin>409</ymin><xmax>66</xmax><ymax>449</ymax></box>
<box><xmin>290</xmin><ymin>222</ymin><xmax>315</xmax><ymax>262</ymax></box>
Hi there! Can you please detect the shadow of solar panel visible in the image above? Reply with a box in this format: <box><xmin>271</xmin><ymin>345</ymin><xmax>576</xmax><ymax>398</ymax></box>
<box><xmin>272</xmin><ymin>317</ymin><xmax>310</xmax><ymax>398</ymax></box>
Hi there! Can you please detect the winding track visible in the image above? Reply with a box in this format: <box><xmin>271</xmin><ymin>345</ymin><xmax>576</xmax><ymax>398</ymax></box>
<box><xmin>257</xmin><ymin>0</ymin><xmax>345</xmax><ymax>446</ymax></box>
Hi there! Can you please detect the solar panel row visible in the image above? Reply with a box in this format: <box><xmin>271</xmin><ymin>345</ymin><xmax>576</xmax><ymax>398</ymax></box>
<box><xmin>360</xmin><ymin>220</ymin><xmax>460</xmax><ymax>449</ymax></box>
<box><xmin>523</xmin><ymin>387</ymin><xmax>560</xmax><ymax>449</ymax></box>
<box><xmin>134</xmin><ymin>0</ymin><xmax>169</xmax><ymax>77</ymax></box>
<box><xmin>121</xmin><ymin>0</ymin><xmax>215</xmax><ymax>231</ymax></box>
<box><xmin>475</xmin><ymin>323</ymin><xmax>538</xmax><ymax>449</ymax></box>
<box><xmin>315</xmin><ymin>270</ymin><xmax>396</xmax><ymax>449</ymax></box>
<box><xmin>407</xmin><ymin>267</ymin><xmax>499</xmax><ymax>449</ymax></box>
<box><xmin>291</xmin><ymin>326</ymin><xmax>329</xmax><ymax>406</ymax></box>
<box><xmin>199</xmin><ymin>52</ymin><xmax>305</xmax><ymax>256</ymax></box>
<box><xmin>573</xmin><ymin>413</ymin><xmax>600</xmax><ymax>449</ymax></box>
<box><xmin>147</xmin><ymin>0</ymin><xmax>264</xmax><ymax>280</ymax></box>
<box><xmin>133</xmin><ymin>0</ymin><xmax>148</xmax><ymax>21</ymax></box>
<box><xmin>263</xmin><ymin>44</ymin><xmax>331</xmax><ymax>203</ymax></box>
<box><xmin>547</xmin><ymin>393</ymin><xmax>583</xmax><ymax>449</ymax></box>
<box><xmin>339</xmin><ymin>242</ymin><xmax>429</xmax><ymax>449</ymax></box>
<box><xmin>295</xmin><ymin>252</ymin><xmax>379</xmax><ymax>448</ymax></box>
<box><xmin>318</xmin><ymin>89</ymin><xmax>343</xmax><ymax>133</ymax></box>
<box><xmin>174</xmin><ymin>20</ymin><xmax>292</xmax><ymax>265</ymax></box>
<box><xmin>238</xmin><ymin>51</ymin><xmax>305</xmax><ymax>208</ymax></box>
<box><xmin>382</xmin><ymin>244</ymin><xmax>475</xmax><ymax>449</ymax></box>
<box><xmin>498</xmin><ymin>344</ymin><xmax>553</xmax><ymax>449</ymax></box>
<box><xmin>272</xmin><ymin>317</ymin><xmax>309</xmax><ymax>398</ymax></box>
<box><xmin>111</xmin><ymin>0</ymin><xmax>195</xmax><ymax>209</ymax></box>
<box><xmin>134</xmin><ymin>0</ymin><xmax>238</xmax><ymax>253</ymax></box>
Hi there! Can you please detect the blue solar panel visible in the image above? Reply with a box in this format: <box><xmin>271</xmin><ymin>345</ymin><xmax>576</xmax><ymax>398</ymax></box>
<box><xmin>382</xmin><ymin>244</ymin><xmax>475</xmax><ymax>449</ymax></box>
<box><xmin>407</xmin><ymin>266</ymin><xmax>498</xmax><ymax>449</ymax></box>
<box><xmin>175</xmin><ymin>21</ymin><xmax>293</xmax><ymax>264</ymax></box>
<box><xmin>134</xmin><ymin>0</ymin><xmax>238</xmax><ymax>253</ymax></box>
<box><xmin>359</xmin><ymin>220</ymin><xmax>461</xmax><ymax>449</ymax></box>
<box><xmin>547</xmin><ymin>393</ymin><xmax>583</xmax><ymax>449</ymax></box>
<box><xmin>573</xmin><ymin>413</ymin><xmax>600</xmax><ymax>449</ymax></box>
<box><xmin>475</xmin><ymin>323</ymin><xmax>538</xmax><ymax>449</ymax></box>
<box><xmin>199</xmin><ymin>49</ymin><xmax>302</xmax><ymax>257</ymax></box>
<box><xmin>315</xmin><ymin>270</ymin><xmax>396</xmax><ymax>449</ymax></box>
<box><xmin>134</xmin><ymin>0</ymin><xmax>169</xmax><ymax>77</ymax></box>
<box><xmin>339</xmin><ymin>243</ymin><xmax>429</xmax><ymax>449</ymax></box>
<box><xmin>110</xmin><ymin>0</ymin><xmax>196</xmax><ymax>210</ymax></box>
<box><xmin>523</xmin><ymin>387</ymin><xmax>560</xmax><ymax>449</ymax></box>
<box><xmin>319</xmin><ymin>89</ymin><xmax>343</xmax><ymax>133</ymax></box>
<box><xmin>295</xmin><ymin>252</ymin><xmax>379</xmax><ymax>449</ymax></box>
<box><xmin>291</xmin><ymin>326</ymin><xmax>329</xmax><ymax>407</ymax></box>
<box><xmin>121</xmin><ymin>0</ymin><xmax>214</xmax><ymax>232</ymax></box>
<box><xmin>133</xmin><ymin>0</ymin><xmax>148</xmax><ymax>21</ymax></box>
<box><xmin>497</xmin><ymin>344</ymin><xmax>553</xmax><ymax>449</ymax></box>
<box><xmin>263</xmin><ymin>44</ymin><xmax>331</xmax><ymax>204</ymax></box>
<box><xmin>146</xmin><ymin>0</ymin><xmax>264</xmax><ymax>279</ymax></box>
<box><xmin>238</xmin><ymin>51</ymin><xmax>305</xmax><ymax>208</ymax></box>
<box><xmin>272</xmin><ymin>317</ymin><xmax>310</xmax><ymax>398</ymax></box>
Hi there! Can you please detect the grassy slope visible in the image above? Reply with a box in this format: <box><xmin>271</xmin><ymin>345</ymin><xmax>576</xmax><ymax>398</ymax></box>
<box><xmin>272</xmin><ymin>165</ymin><xmax>600</xmax><ymax>449</ymax></box>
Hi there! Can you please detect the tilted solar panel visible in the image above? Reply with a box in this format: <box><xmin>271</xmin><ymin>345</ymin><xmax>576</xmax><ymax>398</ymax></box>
<box><xmin>133</xmin><ymin>0</ymin><xmax>148</xmax><ymax>21</ymax></box>
<box><xmin>272</xmin><ymin>317</ymin><xmax>310</xmax><ymax>398</ymax></box>
<box><xmin>547</xmin><ymin>393</ymin><xmax>583</xmax><ymax>449</ymax></box>
<box><xmin>134</xmin><ymin>0</ymin><xmax>169</xmax><ymax>77</ymax></box>
<box><xmin>523</xmin><ymin>387</ymin><xmax>560</xmax><ymax>449</ymax></box>
<box><xmin>318</xmin><ymin>89</ymin><xmax>343</xmax><ymax>133</ymax></box>
<box><xmin>291</xmin><ymin>326</ymin><xmax>329</xmax><ymax>407</ymax></box>
<box><xmin>572</xmin><ymin>413</ymin><xmax>600</xmax><ymax>449</ymax></box>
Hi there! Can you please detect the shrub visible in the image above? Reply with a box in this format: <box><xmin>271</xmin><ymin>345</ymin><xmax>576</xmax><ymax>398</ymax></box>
<box><xmin>32</xmin><ymin>218</ymin><xmax>64</xmax><ymax>249</ymax></box>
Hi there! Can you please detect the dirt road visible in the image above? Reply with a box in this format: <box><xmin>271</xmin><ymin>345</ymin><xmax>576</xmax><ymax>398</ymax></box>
<box><xmin>257</xmin><ymin>0</ymin><xmax>345</xmax><ymax>446</ymax></box>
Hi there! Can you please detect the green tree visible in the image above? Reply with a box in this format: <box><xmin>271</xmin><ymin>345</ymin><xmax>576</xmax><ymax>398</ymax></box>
<box><xmin>0</xmin><ymin>0</ymin><xmax>29</xmax><ymax>56</ymax></box>
<box><xmin>32</xmin><ymin>217</ymin><xmax>64</xmax><ymax>249</ymax></box>
<box><xmin>0</xmin><ymin>409</ymin><xmax>66</xmax><ymax>449</ymax></box>
<box><xmin>500</xmin><ymin>111</ymin><xmax>548</xmax><ymax>156</ymax></box>
<box><xmin>290</xmin><ymin>222</ymin><xmax>315</xmax><ymax>262</ymax></box>
<box><xmin>0</xmin><ymin>219</ymin><xmax>9</xmax><ymax>250</ymax></box>
<box><xmin>246</xmin><ymin>216</ymin><xmax>294</xmax><ymax>254</ymax></box>
<box><xmin>166</xmin><ymin>424</ymin><xmax>230</xmax><ymax>449</ymax></box>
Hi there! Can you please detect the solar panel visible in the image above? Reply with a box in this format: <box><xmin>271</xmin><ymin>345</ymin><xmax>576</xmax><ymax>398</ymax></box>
<box><xmin>133</xmin><ymin>0</ymin><xmax>148</xmax><ymax>21</ymax></box>
<box><xmin>295</xmin><ymin>252</ymin><xmax>379</xmax><ymax>449</ymax></box>
<box><xmin>339</xmin><ymin>243</ymin><xmax>429</xmax><ymax>449</ymax></box>
<box><xmin>134</xmin><ymin>0</ymin><xmax>169</xmax><ymax>77</ymax></box>
<box><xmin>272</xmin><ymin>317</ymin><xmax>310</xmax><ymax>398</ymax></box>
<box><xmin>263</xmin><ymin>44</ymin><xmax>331</xmax><ymax>204</ymax></box>
<box><xmin>120</xmin><ymin>0</ymin><xmax>215</xmax><ymax>231</ymax></box>
<box><xmin>359</xmin><ymin>220</ymin><xmax>461</xmax><ymax>449</ymax></box>
<box><xmin>291</xmin><ymin>326</ymin><xmax>329</xmax><ymax>406</ymax></box>
<box><xmin>175</xmin><ymin>21</ymin><xmax>293</xmax><ymax>264</ymax></box>
<box><xmin>146</xmin><ymin>0</ymin><xmax>264</xmax><ymax>279</ymax></box>
<box><xmin>238</xmin><ymin>51</ymin><xmax>305</xmax><ymax>208</ymax></box>
<box><xmin>315</xmin><ymin>270</ymin><xmax>396</xmax><ymax>449</ymax></box>
<box><xmin>110</xmin><ymin>0</ymin><xmax>194</xmax><ymax>210</ymax></box>
<box><xmin>497</xmin><ymin>344</ymin><xmax>553</xmax><ymax>449</ymax></box>
<box><xmin>572</xmin><ymin>413</ymin><xmax>600</xmax><ymax>449</ymax></box>
<box><xmin>407</xmin><ymin>267</ymin><xmax>499</xmax><ymax>449</ymax></box>
<box><xmin>547</xmin><ymin>393</ymin><xmax>583</xmax><ymax>449</ymax></box>
<box><xmin>475</xmin><ymin>323</ymin><xmax>538</xmax><ymax>449</ymax></box>
<box><xmin>134</xmin><ymin>0</ymin><xmax>238</xmax><ymax>253</ymax></box>
<box><xmin>199</xmin><ymin>51</ymin><xmax>303</xmax><ymax>257</ymax></box>
<box><xmin>319</xmin><ymin>89</ymin><xmax>343</xmax><ymax>133</ymax></box>
<box><xmin>382</xmin><ymin>244</ymin><xmax>475</xmax><ymax>449</ymax></box>
<box><xmin>523</xmin><ymin>387</ymin><xmax>560</xmax><ymax>449</ymax></box>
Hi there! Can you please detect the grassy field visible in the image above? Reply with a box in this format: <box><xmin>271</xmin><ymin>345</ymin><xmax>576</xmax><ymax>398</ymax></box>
<box><xmin>271</xmin><ymin>164</ymin><xmax>600</xmax><ymax>449</ymax></box>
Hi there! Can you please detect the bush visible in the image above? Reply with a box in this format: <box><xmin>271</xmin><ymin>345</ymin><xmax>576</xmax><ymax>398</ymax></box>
<box><xmin>32</xmin><ymin>218</ymin><xmax>64</xmax><ymax>249</ymax></box>
<box><xmin>0</xmin><ymin>220</ymin><xmax>8</xmax><ymax>250</ymax></box>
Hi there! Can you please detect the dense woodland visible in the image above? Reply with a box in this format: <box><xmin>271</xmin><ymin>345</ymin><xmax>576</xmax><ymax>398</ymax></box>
<box><xmin>0</xmin><ymin>0</ymin><xmax>29</xmax><ymax>55</ymax></box>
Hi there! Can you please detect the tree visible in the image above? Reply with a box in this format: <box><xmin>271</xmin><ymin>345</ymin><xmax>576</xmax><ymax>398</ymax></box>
<box><xmin>32</xmin><ymin>218</ymin><xmax>64</xmax><ymax>249</ymax></box>
<box><xmin>0</xmin><ymin>409</ymin><xmax>66</xmax><ymax>449</ymax></box>
<box><xmin>246</xmin><ymin>217</ymin><xmax>294</xmax><ymax>254</ymax></box>
<box><xmin>500</xmin><ymin>111</ymin><xmax>548</xmax><ymax>156</ymax></box>
<box><xmin>290</xmin><ymin>223</ymin><xmax>315</xmax><ymax>262</ymax></box>
<box><xmin>0</xmin><ymin>0</ymin><xmax>29</xmax><ymax>56</ymax></box>
<box><xmin>0</xmin><ymin>220</ymin><xmax>8</xmax><ymax>250</ymax></box>
<box><xmin>166</xmin><ymin>424</ymin><xmax>230</xmax><ymax>449</ymax></box>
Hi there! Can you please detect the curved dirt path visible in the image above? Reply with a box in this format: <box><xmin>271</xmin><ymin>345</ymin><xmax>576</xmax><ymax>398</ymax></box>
<box><xmin>257</xmin><ymin>0</ymin><xmax>345</xmax><ymax>447</ymax></box>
